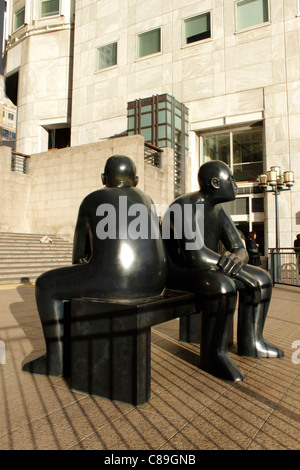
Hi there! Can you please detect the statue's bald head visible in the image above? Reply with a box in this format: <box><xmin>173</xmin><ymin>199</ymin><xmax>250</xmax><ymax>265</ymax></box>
<box><xmin>102</xmin><ymin>156</ymin><xmax>139</xmax><ymax>188</ymax></box>
<box><xmin>198</xmin><ymin>160</ymin><xmax>237</xmax><ymax>203</ymax></box>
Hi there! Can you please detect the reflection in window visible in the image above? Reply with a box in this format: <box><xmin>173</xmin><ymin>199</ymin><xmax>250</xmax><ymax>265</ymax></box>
<box><xmin>127</xmin><ymin>94</ymin><xmax>189</xmax><ymax>197</ymax></box>
<box><xmin>137</xmin><ymin>28</ymin><xmax>161</xmax><ymax>58</ymax></box>
<box><xmin>40</xmin><ymin>0</ymin><xmax>60</xmax><ymax>18</ymax></box>
<box><xmin>236</xmin><ymin>0</ymin><xmax>269</xmax><ymax>31</ymax></box>
<box><xmin>96</xmin><ymin>43</ymin><xmax>117</xmax><ymax>70</ymax></box>
<box><xmin>233</xmin><ymin>131</ymin><xmax>263</xmax><ymax>182</ymax></box>
<box><xmin>14</xmin><ymin>6</ymin><xmax>25</xmax><ymax>31</ymax></box>
<box><xmin>184</xmin><ymin>12</ymin><xmax>211</xmax><ymax>44</ymax></box>
<box><xmin>203</xmin><ymin>134</ymin><xmax>230</xmax><ymax>166</ymax></box>
<box><xmin>202</xmin><ymin>128</ymin><xmax>263</xmax><ymax>183</ymax></box>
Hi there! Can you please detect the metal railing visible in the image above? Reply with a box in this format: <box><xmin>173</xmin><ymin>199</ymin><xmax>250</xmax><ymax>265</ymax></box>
<box><xmin>144</xmin><ymin>142</ymin><xmax>162</xmax><ymax>168</ymax></box>
<box><xmin>11</xmin><ymin>151</ymin><xmax>30</xmax><ymax>174</ymax></box>
<box><xmin>269</xmin><ymin>248</ymin><xmax>300</xmax><ymax>287</ymax></box>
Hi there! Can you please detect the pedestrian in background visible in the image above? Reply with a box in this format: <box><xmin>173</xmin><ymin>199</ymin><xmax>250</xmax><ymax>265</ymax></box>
<box><xmin>246</xmin><ymin>231</ymin><xmax>261</xmax><ymax>266</ymax></box>
<box><xmin>294</xmin><ymin>234</ymin><xmax>300</xmax><ymax>274</ymax></box>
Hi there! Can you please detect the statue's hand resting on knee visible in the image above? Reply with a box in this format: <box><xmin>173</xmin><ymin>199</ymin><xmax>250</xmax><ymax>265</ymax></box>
<box><xmin>218</xmin><ymin>251</ymin><xmax>261</xmax><ymax>305</ymax></box>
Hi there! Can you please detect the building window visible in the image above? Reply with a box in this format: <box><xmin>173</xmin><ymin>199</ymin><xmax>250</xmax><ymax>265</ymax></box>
<box><xmin>223</xmin><ymin>196</ymin><xmax>265</xmax><ymax>256</ymax></box>
<box><xmin>8</xmin><ymin>113</ymin><xmax>14</xmax><ymax>120</ymax></box>
<box><xmin>236</xmin><ymin>0</ymin><xmax>269</xmax><ymax>31</ymax></box>
<box><xmin>40</xmin><ymin>0</ymin><xmax>60</xmax><ymax>18</ymax></box>
<box><xmin>137</xmin><ymin>28</ymin><xmax>161</xmax><ymax>58</ymax></box>
<box><xmin>128</xmin><ymin>94</ymin><xmax>189</xmax><ymax>197</ymax></box>
<box><xmin>202</xmin><ymin>127</ymin><xmax>264</xmax><ymax>183</ymax></box>
<box><xmin>2</xmin><ymin>129</ymin><xmax>9</xmax><ymax>138</ymax></box>
<box><xmin>96</xmin><ymin>43</ymin><xmax>117</xmax><ymax>71</ymax></box>
<box><xmin>48</xmin><ymin>127</ymin><xmax>70</xmax><ymax>149</ymax></box>
<box><xmin>14</xmin><ymin>6</ymin><xmax>25</xmax><ymax>31</ymax></box>
<box><xmin>184</xmin><ymin>12</ymin><xmax>211</xmax><ymax>44</ymax></box>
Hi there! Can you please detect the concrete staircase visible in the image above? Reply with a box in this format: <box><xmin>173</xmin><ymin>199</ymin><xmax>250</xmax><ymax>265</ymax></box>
<box><xmin>0</xmin><ymin>232</ymin><xmax>73</xmax><ymax>286</ymax></box>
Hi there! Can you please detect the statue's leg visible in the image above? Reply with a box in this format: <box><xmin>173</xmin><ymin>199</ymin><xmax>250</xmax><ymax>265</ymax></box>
<box><xmin>237</xmin><ymin>266</ymin><xmax>284</xmax><ymax>358</ymax></box>
<box><xmin>197</xmin><ymin>270</ymin><xmax>244</xmax><ymax>382</ymax></box>
<box><xmin>22</xmin><ymin>264</ymin><xmax>90</xmax><ymax>376</ymax></box>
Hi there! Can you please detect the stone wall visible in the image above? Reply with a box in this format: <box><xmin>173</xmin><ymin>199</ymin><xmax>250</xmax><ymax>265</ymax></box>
<box><xmin>0</xmin><ymin>146</ymin><xmax>31</xmax><ymax>233</ymax></box>
<box><xmin>0</xmin><ymin>135</ymin><xmax>176</xmax><ymax>240</ymax></box>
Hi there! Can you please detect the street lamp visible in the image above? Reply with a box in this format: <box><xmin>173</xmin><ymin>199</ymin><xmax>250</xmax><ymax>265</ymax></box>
<box><xmin>258</xmin><ymin>166</ymin><xmax>294</xmax><ymax>249</ymax></box>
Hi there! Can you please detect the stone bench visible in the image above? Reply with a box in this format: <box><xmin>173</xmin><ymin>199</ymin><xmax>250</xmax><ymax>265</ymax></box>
<box><xmin>65</xmin><ymin>289</ymin><xmax>195</xmax><ymax>405</ymax></box>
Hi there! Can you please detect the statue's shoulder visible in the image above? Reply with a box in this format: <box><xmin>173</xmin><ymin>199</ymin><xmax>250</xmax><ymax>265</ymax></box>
<box><xmin>170</xmin><ymin>190</ymin><xmax>202</xmax><ymax>207</ymax></box>
<box><xmin>130</xmin><ymin>187</ymin><xmax>153</xmax><ymax>205</ymax></box>
<box><xmin>79</xmin><ymin>188</ymin><xmax>110</xmax><ymax>208</ymax></box>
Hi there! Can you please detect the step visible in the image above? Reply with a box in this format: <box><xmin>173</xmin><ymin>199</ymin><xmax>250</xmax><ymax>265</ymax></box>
<box><xmin>0</xmin><ymin>235</ymin><xmax>72</xmax><ymax>245</ymax></box>
<box><xmin>0</xmin><ymin>231</ymin><xmax>65</xmax><ymax>238</ymax></box>
<box><xmin>0</xmin><ymin>232</ymin><xmax>73</xmax><ymax>243</ymax></box>
<box><xmin>0</xmin><ymin>271</ymin><xmax>58</xmax><ymax>286</ymax></box>
<box><xmin>0</xmin><ymin>269</ymin><xmax>69</xmax><ymax>284</ymax></box>
<box><xmin>0</xmin><ymin>238</ymin><xmax>72</xmax><ymax>244</ymax></box>
<box><xmin>0</xmin><ymin>246</ymin><xmax>73</xmax><ymax>255</ymax></box>
<box><xmin>0</xmin><ymin>254</ymin><xmax>72</xmax><ymax>261</ymax></box>
<box><xmin>0</xmin><ymin>259</ymin><xmax>72</xmax><ymax>269</ymax></box>
<box><xmin>0</xmin><ymin>260</ymin><xmax>72</xmax><ymax>273</ymax></box>
<box><xmin>0</xmin><ymin>231</ymin><xmax>74</xmax><ymax>286</ymax></box>
<box><xmin>0</xmin><ymin>238</ymin><xmax>68</xmax><ymax>245</ymax></box>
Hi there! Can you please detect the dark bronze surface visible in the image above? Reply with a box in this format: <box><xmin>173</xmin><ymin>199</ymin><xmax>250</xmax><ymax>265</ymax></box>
<box><xmin>163</xmin><ymin>160</ymin><xmax>284</xmax><ymax>382</ymax></box>
<box><xmin>69</xmin><ymin>290</ymin><xmax>194</xmax><ymax>405</ymax></box>
<box><xmin>22</xmin><ymin>156</ymin><xmax>167</xmax><ymax>377</ymax></box>
<box><xmin>22</xmin><ymin>156</ymin><xmax>283</xmax><ymax>392</ymax></box>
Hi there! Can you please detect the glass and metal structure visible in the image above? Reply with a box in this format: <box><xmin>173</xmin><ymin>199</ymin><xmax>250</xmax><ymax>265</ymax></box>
<box><xmin>127</xmin><ymin>94</ymin><xmax>189</xmax><ymax>197</ymax></box>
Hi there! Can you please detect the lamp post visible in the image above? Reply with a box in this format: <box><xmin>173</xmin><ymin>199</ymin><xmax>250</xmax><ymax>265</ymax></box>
<box><xmin>258</xmin><ymin>166</ymin><xmax>294</xmax><ymax>249</ymax></box>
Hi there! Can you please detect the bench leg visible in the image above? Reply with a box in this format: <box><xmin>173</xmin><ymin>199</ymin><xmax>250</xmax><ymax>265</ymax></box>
<box><xmin>179</xmin><ymin>313</ymin><xmax>234</xmax><ymax>347</ymax></box>
<box><xmin>179</xmin><ymin>313</ymin><xmax>201</xmax><ymax>343</ymax></box>
<box><xmin>70</xmin><ymin>311</ymin><xmax>151</xmax><ymax>406</ymax></box>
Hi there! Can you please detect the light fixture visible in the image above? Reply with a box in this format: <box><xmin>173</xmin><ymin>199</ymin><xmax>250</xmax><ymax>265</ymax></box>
<box><xmin>258</xmin><ymin>166</ymin><xmax>294</xmax><ymax>192</ymax></box>
<box><xmin>258</xmin><ymin>165</ymin><xmax>294</xmax><ymax>250</ymax></box>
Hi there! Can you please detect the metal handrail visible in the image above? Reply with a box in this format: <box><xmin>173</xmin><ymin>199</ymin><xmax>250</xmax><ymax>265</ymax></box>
<box><xmin>268</xmin><ymin>248</ymin><xmax>300</xmax><ymax>287</ymax></box>
<box><xmin>144</xmin><ymin>142</ymin><xmax>162</xmax><ymax>168</ymax></box>
<box><xmin>11</xmin><ymin>151</ymin><xmax>30</xmax><ymax>174</ymax></box>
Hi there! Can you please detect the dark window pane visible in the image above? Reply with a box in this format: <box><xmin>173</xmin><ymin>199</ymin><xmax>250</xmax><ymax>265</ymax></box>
<box><xmin>185</xmin><ymin>13</ymin><xmax>211</xmax><ymax>44</ymax></box>
<box><xmin>252</xmin><ymin>197</ymin><xmax>264</xmax><ymax>213</ymax></box>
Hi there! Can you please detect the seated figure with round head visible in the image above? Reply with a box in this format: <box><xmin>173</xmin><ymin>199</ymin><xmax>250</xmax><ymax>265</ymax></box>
<box><xmin>163</xmin><ymin>160</ymin><xmax>283</xmax><ymax>382</ymax></box>
<box><xmin>23</xmin><ymin>155</ymin><xmax>167</xmax><ymax>376</ymax></box>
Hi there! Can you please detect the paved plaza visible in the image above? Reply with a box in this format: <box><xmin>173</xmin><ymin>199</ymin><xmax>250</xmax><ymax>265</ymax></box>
<box><xmin>0</xmin><ymin>282</ymin><xmax>300</xmax><ymax>450</ymax></box>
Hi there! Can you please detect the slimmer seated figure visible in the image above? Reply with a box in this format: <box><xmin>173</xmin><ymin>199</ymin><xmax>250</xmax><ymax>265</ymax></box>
<box><xmin>163</xmin><ymin>160</ymin><xmax>283</xmax><ymax>382</ymax></box>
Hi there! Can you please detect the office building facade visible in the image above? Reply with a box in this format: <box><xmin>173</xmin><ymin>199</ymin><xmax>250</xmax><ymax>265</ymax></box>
<box><xmin>2</xmin><ymin>0</ymin><xmax>300</xmax><ymax>252</ymax></box>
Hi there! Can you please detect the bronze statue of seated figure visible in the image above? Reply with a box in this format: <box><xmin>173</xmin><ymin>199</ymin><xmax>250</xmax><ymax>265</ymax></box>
<box><xmin>22</xmin><ymin>155</ymin><xmax>167</xmax><ymax>377</ymax></box>
<box><xmin>163</xmin><ymin>160</ymin><xmax>283</xmax><ymax>382</ymax></box>
<box><xmin>23</xmin><ymin>156</ymin><xmax>283</xmax><ymax>393</ymax></box>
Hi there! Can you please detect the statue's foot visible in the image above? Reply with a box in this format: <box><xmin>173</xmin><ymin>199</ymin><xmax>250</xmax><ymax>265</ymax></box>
<box><xmin>22</xmin><ymin>354</ymin><xmax>63</xmax><ymax>376</ymax></box>
<box><xmin>255</xmin><ymin>340</ymin><xmax>284</xmax><ymax>358</ymax></box>
<box><xmin>200</xmin><ymin>351</ymin><xmax>245</xmax><ymax>382</ymax></box>
<box><xmin>239</xmin><ymin>340</ymin><xmax>284</xmax><ymax>358</ymax></box>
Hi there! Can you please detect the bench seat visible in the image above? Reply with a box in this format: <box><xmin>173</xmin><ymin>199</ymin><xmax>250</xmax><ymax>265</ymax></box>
<box><xmin>68</xmin><ymin>289</ymin><xmax>195</xmax><ymax>405</ymax></box>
